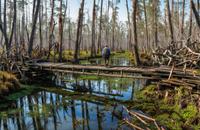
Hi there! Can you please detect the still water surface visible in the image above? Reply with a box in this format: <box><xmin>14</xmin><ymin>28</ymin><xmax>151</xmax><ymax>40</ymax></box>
<box><xmin>0</xmin><ymin>56</ymin><xmax>147</xmax><ymax>130</ymax></box>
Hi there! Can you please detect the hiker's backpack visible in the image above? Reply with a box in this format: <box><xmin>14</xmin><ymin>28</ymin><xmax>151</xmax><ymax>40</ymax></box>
<box><xmin>102</xmin><ymin>47</ymin><xmax>110</xmax><ymax>57</ymax></box>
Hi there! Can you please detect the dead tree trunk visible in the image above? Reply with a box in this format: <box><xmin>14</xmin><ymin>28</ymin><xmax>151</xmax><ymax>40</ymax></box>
<box><xmin>97</xmin><ymin>0</ymin><xmax>103</xmax><ymax>53</ymax></box>
<box><xmin>132</xmin><ymin>0</ymin><xmax>141</xmax><ymax>66</ymax></box>
<box><xmin>164</xmin><ymin>5</ymin><xmax>167</xmax><ymax>40</ymax></box>
<box><xmin>3</xmin><ymin>0</ymin><xmax>7</xmax><ymax>39</ymax></box>
<box><xmin>126</xmin><ymin>0</ymin><xmax>132</xmax><ymax>51</ymax></box>
<box><xmin>143</xmin><ymin>0</ymin><xmax>149</xmax><ymax>50</ymax></box>
<box><xmin>8</xmin><ymin>0</ymin><xmax>17</xmax><ymax>56</ymax></box>
<box><xmin>28</xmin><ymin>0</ymin><xmax>41</xmax><ymax>57</ymax></box>
<box><xmin>45</xmin><ymin>0</ymin><xmax>48</xmax><ymax>52</ymax></box>
<box><xmin>111</xmin><ymin>4</ymin><xmax>116</xmax><ymax>51</ymax></box>
<box><xmin>32</xmin><ymin>0</ymin><xmax>36</xmax><ymax>22</ymax></box>
<box><xmin>171</xmin><ymin>0</ymin><xmax>174</xmax><ymax>19</ymax></box>
<box><xmin>191</xmin><ymin>0</ymin><xmax>200</xmax><ymax>29</ymax></box>
<box><xmin>180</xmin><ymin>0</ymin><xmax>185</xmax><ymax>40</ymax></box>
<box><xmin>188</xmin><ymin>0</ymin><xmax>193</xmax><ymax>43</ymax></box>
<box><xmin>74</xmin><ymin>0</ymin><xmax>85</xmax><ymax>63</ymax></box>
<box><xmin>58</xmin><ymin>0</ymin><xmax>63</xmax><ymax>62</ymax></box>
<box><xmin>177</xmin><ymin>0</ymin><xmax>180</xmax><ymax>28</ymax></box>
<box><xmin>3</xmin><ymin>0</ymin><xmax>9</xmax><ymax>57</ymax></box>
<box><xmin>21</xmin><ymin>0</ymin><xmax>25</xmax><ymax>54</ymax></box>
<box><xmin>0</xmin><ymin>0</ymin><xmax>16</xmax><ymax>58</ymax></box>
<box><xmin>13</xmin><ymin>0</ymin><xmax>17</xmax><ymax>59</ymax></box>
<box><xmin>105</xmin><ymin>1</ymin><xmax>110</xmax><ymax>48</ymax></box>
<box><xmin>153</xmin><ymin>0</ymin><xmax>158</xmax><ymax>47</ymax></box>
<box><xmin>0</xmin><ymin>0</ymin><xmax>1</xmax><ymax>24</ymax></box>
<box><xmin>0</xmin><ymin>0</ymin><xmax>2</xmax><ymax>47</ymax></box>
<box><xmin>91</xmin><ymin>0</ymin><xmax>96</xmax><ymax>57</ymax></box>
<box><xmin>39</xmin><ymin>2</ymin><xmax>43</xmax><ymax>54</ymax></box>
<box><xmin>68</xmin><ymin>18</ymin><xmax>71</xmax><ymax>50</ymax></box>
<box><xmin>166</xmin><ymin>0</ymin><xmax>174</xmax><ymax>43</ymax></box>
<box><xmin>47</xmin><ymin>0</ymin><xmax>55</xmax><ymax>59</ymax></box>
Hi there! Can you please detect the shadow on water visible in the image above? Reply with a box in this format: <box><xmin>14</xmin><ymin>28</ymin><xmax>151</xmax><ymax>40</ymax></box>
<box><xmin>0</xmin><ymin>57</ymin><xmax>150</xmax><ymax>130</ymax></box>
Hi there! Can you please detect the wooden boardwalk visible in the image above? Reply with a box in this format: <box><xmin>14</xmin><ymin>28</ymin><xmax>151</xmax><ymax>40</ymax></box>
<box><xmin>24</xmin><ymin>62</ymin><xmax>200</xmax><ymax>80</ymax></box>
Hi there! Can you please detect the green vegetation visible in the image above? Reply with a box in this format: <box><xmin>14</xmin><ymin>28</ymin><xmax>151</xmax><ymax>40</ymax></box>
<box><xmin>47</xmin><ymin>50</ymin><xmax>102</xmax><ymax>61</ymax></box>
<box><xmin>6</xmin><ymin>85</ymin><xmax>40</xmax><ymax>101</ymax></box>
<box><xmin>114</xmin><ymin>51</ymin><xmax>135</xmax><ymax>64</ymax></box>
<box><xmin>134</xmin><ymin>85</ymin><xmax>200</xmax><ymax>129</ymax></box>
<box><xmin>0</xmin><ymin>85</ymin><xmax>41</xmax><ymax>109</ymax></box>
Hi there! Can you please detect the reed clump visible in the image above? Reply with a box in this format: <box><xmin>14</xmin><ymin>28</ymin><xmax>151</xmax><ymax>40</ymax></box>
<box><xmin>0</xmin><ymin>71</ymin><xmax>20</xmax><ymax>95</ymax></box>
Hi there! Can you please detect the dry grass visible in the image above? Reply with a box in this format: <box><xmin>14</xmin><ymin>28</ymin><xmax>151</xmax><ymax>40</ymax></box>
<box><xmin>0</xmin><ymin>71</ymin><xmax>20</xmax><ymax>95</ymax></box>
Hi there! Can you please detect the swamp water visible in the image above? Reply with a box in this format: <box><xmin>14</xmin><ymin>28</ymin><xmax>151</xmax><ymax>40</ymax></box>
<box><xmin>0</xmin><ymin>56</ymin><xmax>148</xmax><ymax>130</ymax></box>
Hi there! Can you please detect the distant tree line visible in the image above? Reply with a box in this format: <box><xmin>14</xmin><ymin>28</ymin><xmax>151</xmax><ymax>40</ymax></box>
<box><xmin>0</xmin><ymin>0</ymin><xmax>199</xmax><ymax>64</ymax></box>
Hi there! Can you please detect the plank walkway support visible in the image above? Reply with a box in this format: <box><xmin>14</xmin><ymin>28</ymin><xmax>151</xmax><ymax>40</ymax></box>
<box><xmin>22</xmin><ymin>62</ymin><xmax>200</xmax><ymax>89</ymax></box>
<box><xmin>24</xmin><ymin>62</ymin><xmax>200</xmax><ymax>79</ymax></box>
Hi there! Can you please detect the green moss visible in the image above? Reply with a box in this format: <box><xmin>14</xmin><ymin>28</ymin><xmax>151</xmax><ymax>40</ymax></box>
<box><xmin>6</xmin><ymin>86</ymin><xmax>38</xmax><ymax>101</ymax></box>
<box><xmin>135</xmin><ymin>84</ymin><xmax>157</xmax><ymax>99</ymax></box>
<box><xmin>193</xmin><ymin>125</ymin><xmax>200</xmax><ymax>130</ymax></box>
<box><xmin>134</xmin><ymin>84</ymin><xmax>200</xmax><ymax>129</ymax></box>
<box><xmin>0</xmin><ymin>85</ymin><xmax>41</xmax><ymax>109</ymax></box>
<box><xmin>180</xmin><ymin>104</ymin><xmax>197</xmax><ymax>120</ymax></box>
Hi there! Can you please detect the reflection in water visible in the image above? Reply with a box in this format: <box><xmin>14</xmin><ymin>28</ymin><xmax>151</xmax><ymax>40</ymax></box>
<box><xmin>0</xmin><ymin>58</ymin><xmax>149</xmax><ymax>130</ymax></box>
<box><xmin>0</xmin><ymin>76</ymin><xmax>147</xmax><ymax>130</ymax></box>
<box><xmin>54</xmin><ymin>73</ymin><xmax>148</xmax><ymax>101</ymax></box>
<box><xmin>0</xmin><ymin>90</ymin><xmax>135</xmax><ymax>130</ymax></box>
<box><xmin>82</xmin><ymin>57</ymin><xmax>131</xmax><ymax>66</ymax></box>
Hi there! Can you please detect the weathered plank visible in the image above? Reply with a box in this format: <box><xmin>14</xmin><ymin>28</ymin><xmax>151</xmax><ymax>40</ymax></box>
<box><xmin>21</xmin><ymin>62</ymin><xmax>200</xmax><ymax>89</ymax></box>
<box><xmin>26</xmin><ymin>62</ymin><xmax>200</xmax><ymax>79</ymax></box>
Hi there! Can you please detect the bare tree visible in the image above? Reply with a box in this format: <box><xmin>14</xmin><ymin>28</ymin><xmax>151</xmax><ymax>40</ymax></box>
<box><xmin>74</xmin><ymin>0</ymin><xmax>85</xmax><ymax>62</ymax></box>
<box><xmin>97</xmin><ymin>0</ymin><xmax>103</xmax><ymax>53</ymax></box>
<box><xmin>180</xmin><ymin>0</ymin><xmax>185</xmax><ymax>40</ymax></box>
<box><xmin>28</xmin><ymin>0</ymin><xmax>41</xmax><ymax>57</ymax></box>
<box><xmin>91</xmin><ymin>0</ymin><xmax>96</xmax><ymax>57</ymax></box>
<box><xmin>0</xmin><ymin>0</ymin><xmax>17</xmax><ymax>57</ymax></box>
<box><xmin>132</xmin><ymin>0</ymin><xmax>141</xmax><ymax>66</ymax></box>
<box><xmin>166</xmin><ymin>0</ymin><xmax>174</xmax><ymax>42</ymax></box>
<box><xmin>153</xmin><ymin>0</ymin><xmax>158</xmax><ymax>47</ymax></box>
<box><xmin>111</xmin><ymin>3</ymin><xmax>117</xmax><ymax>51</ymax></box>
<box><xmin>188</xmin><ymin>0</ymin><xmax>193</xmax><ymax>42</ymax></box>
<box><xmin>143</xmin><ymin>0</ymin><xmax>149</xmax><ymax>50</ymax></box>
<box><xmin>126</xmin><ymin>0</ymin><xmax>132</xmax><ymax>51</ymax></box>
<box><xmin>9</xmin><ymin>0</ymin><xmax>17</xmax><ymax>54</ymax></box>
<box><xmin>39</xmin><ymin>1</ymin><xmax>43</xmax><ymax>54</ymax></box>
<box><xmin>58</xmin><ymin>0</ymin><xmax>63</xmax><ymax>62</ymax></box>
<box><xmin>21</xmin><ymin>0</ymin><xmax>25</xmax><ymax>48</ymax></box>
<box><xmin>47</xmin><ymin>0</ymin><xmax>55</xmax><ymax>59</ymax></box>
<box><xmin>191</xmin><ymin>0</ymin><xmax>200</xmax><ymax>29</ymax></box>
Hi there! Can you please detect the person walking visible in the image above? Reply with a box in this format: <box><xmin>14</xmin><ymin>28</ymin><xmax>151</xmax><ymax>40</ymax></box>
<box><xmin>102</xmin><ymin>45</ymin><xmax>111</xmax><ymax>66</ymax></box>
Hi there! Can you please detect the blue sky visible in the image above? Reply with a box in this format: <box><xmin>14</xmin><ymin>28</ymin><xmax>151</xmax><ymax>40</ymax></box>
<box><xmin>67</xmin><ymin>0</ymin><xmax>191</xmax><ymax>23</ymax></box>
<box><xmin>0</xmin><ymin>0</ymin><xmax>190</xmax><ymax>23</ymax></box>
<box><xmin>68</xmin><ymin>0</ymin><xmax>130</xmax><ymax>22</ymax></box>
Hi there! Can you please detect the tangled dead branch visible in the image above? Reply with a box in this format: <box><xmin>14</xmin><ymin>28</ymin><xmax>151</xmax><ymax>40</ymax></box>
<box><xmin>151</xmin><ymin>40</ymin><xmax>200</xmax><ymax>89</ymax></box>
<box><xmin>122</xmin><ymin>106</ymin><xmax>165</xmax><ymax>130</ymax></box>
<box><xmin>152</xmin><ymin>40</ymin><xmax>200</xmax><ymax>69</ymax></box>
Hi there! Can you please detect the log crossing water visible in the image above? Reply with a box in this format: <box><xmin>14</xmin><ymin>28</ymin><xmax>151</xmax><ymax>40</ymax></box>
<box><xmin>23</xmin><ymin>62</ymin><xmax>200</xmax><ymax>80</ymax></box>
